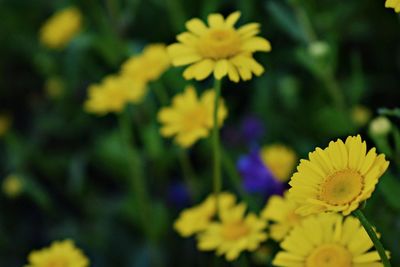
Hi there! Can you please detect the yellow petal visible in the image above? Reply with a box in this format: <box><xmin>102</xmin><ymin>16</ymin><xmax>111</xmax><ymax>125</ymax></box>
<box><xmin>207</xmin><ymin>13</ymin><xmax>224</xmax><ymax>28</ymax></box>
<box><xmin>242</xmin><ymin>37</ymin><xmax>272</xmax><ymax>52</ymax></box>
<box><xmin>213</xmin><ymin>60</ymin><xmax>229</xmax><ymax>80</ymax></box>
<box><xmin>183</xmin><ymin>59</ymin><xmax>215</xmax><ymax>80</ymax></box>
<box><xmin>186</xmin><ymin>18</ymin><xmax>208</xmax><ymax>35</ymax></box>
<box><xmin>225</xmin><ymin>11</ymin><xmax>241</xmax><ymax>27</ymax></box>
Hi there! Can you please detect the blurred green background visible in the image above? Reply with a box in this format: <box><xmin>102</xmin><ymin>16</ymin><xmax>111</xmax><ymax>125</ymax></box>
<box><xmin>0</xmin><ymin>0</ymin><xmax>399</xmax><ymax>266</ymax></box>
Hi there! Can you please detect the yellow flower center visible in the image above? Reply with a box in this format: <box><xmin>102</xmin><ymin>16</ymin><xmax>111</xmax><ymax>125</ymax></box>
<box><xmin>305</xmin><ymin>244</ymin><xmax>352</xmax><ymax>267</ymax></box>
<box><xmin>197</xmin><ymin>28</ymin><xmax>242</xmax><ymax>60</ymax></box>
<box><xmin>319</xmin><ymin>170</ymin><xmax>363</xmax><ymax>205</ymax></box>
<box><xmin>182</xmin><ymin>106</ymin><xmax>208</xmax><ymax>131</ymax></box>
<box><xmin>222</xmin><ymin>221</ymin><xmax>250</xmax><ymax>240</ymax></box>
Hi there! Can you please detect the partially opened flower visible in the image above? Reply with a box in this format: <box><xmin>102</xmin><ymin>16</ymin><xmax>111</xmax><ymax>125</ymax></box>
<box><xmin>26</xmin><ymin>239</ymin><xmax>89</xmax><ymax>267</ymax></box>
<box><xmin>121</xmin><ymin>44</ymin><xmax>170</xmax><ymax>82</ymax></box>
<box><xmin>84</xmin><ymin>75</ymin><xmax>147</xmax><ymax>115</ymax></box>
<box><xmin>40</xmin><ymin>7</ymin><xmax>82</xmax><ymax>49</ymax></box>
<box><xmin>168</xmin><ymin>11</ymin><xmax>271</xmax><ymax>82</ymax></box>
<box><xmin>197</xmin><ymin>202</ymin><xmax>267</xmax><ymax>261</ymax></box>
<box><xmin>158</xmin><ymin>86</ymin><xmax>228</xmax><ymax>148</ymax></box>
<box><xmin>385</xmin><ymin>0</ymin><xmax>400</xmax><ymax>12</ymax></box>
<box><xmin>273</xmin><ymin>213</ymin><xmax>387</xmax><ymax>267</ymax></box>
<box><xmin>289</xmin><ymin>135</ymin><xmax>389</xmax><ymax>216</ymax></box>
<box><xmin>174</xmin><ymin>192</ymin><xmax>236</xmax><ymax>237</ymax></box>
<box><xmin>261</xmin><ymin>192</ymin><xmax>304</xmax><ymax>241</ymax></box>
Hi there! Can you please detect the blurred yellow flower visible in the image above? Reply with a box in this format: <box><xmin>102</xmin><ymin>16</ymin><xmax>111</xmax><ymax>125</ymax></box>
<box><xmin>2</xmin><ymin>174</ymin><xmax>23</xmax><ymax>198</ymax></box>
<box><xmin>158</xmin><ymin>86</ymin><xmax>228</xmax><ymax>148</ymax></box>
<box><xmin>121</xmin><ymin>44</ymin><xmax>170</xmax><ymax>82</ymax></box>
<box><xmin>168</xmin><ymin>11</ymin><xmax>271</xmax><ymax>82</ymax></box>
<box><xmin>260</xmin><ymin>144</ymin><xmax>297</xmax><ymax>182</ymax></box>
<box><xmin>26</xmin><ymin>239</ymin><xmax>89</xmax><ymax>267</ymax></box>
<box><xmin>84</xmin><ymin>75</ymin><xmax>147</xmax><ymax>115</ymax></box>
<box><xmin>369</xmin><ymin>116</ymin><xmax>392</xmax><ymax>136</ymax></box>
<box><xmin>197</xmin><ymin>202</ymin><xmax>267</xmax><ymax>261</ymax></box>
<box><xmin>174</xmin><ymin>192</ymin><xmax>236</xmax><ymax>237</ymax></box>
<box><xmin>289</xmin><ymin>135</ymin><xmax>389</xmax><ymax>216</ymax></box>
<box><xmin>351</xmin><ymin>105</ymin><xmax>372</xmax><ymax>127</ymax></box>
<box><xmin>386</xmin><ymin>0</ymin><xmax>400</xmax><ymax>12</ymax></box>
<box><xmin>45</xmin><ymin>77</ymin><xmax>65</xmax><ymax>99</ymax></box>
<box><xmin>40</xmin><ymin>7</ymin><xmax>82</xmax><ymax>49</ymax></box>
<box><xmin>273</xmin><ymin>213</ymin><xmax>386</xmax><ymax>267</ymax></box>
<box><xmin>0</xmin><ymin>114</ymin><xmax>11</xmax><ymax>137</ymax></box>
<box><xmin>261</xmin><ymin>192</ymin><xmax>304</xmax><ymax>241</ymax></box>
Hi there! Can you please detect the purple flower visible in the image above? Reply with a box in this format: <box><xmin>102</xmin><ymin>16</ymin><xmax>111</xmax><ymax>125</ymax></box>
<box><xmin>241</xmin><ymin>116</ymin><xmax>265</xmax><ymax>143</ymax></box>
<box><xmin>237</xmin><ymin>149</ymin><xmax>284</xmax><ymax>196</ymax></box>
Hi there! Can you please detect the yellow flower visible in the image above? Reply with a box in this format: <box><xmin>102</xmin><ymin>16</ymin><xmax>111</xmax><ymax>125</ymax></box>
<box><xmin>273</xmin><ymin>213</ymin><xmax>387</xmax><ymax>267</ymax></box>
<box><xmin>386</xmin><ymin>0</ymin><xmax>400</xmax><ymax>12</ymax></box>
<box><xmin>260</xmin><ymin>192</ymin><xmax>304</xmax><ymax>241</ymax></box>
<box><xmin>197</xmin><ymin>203</ymin><xmax>267</xmax><ymax>261</ymax></box>
<box><xmin>2</xmin><ymin>174</ymin><xmax>23</xmax><ymax>198</ymax></box>
<box><xmin>260</xmin><ymin>144</ymin><xmax>297</xmax><ymax>182</ymax></box>
<box><xmin>174</xmin><ymin>192</ymin><xmax>236</xmax><ymax>237</ymax></box>
<box><xmin>369</xmin><ymin>116</ymin><xmax>392</xmax><ymax>137</ymax></box>
<box><xmin>45</xmin><ymin>77</ymin><xmax>65</xmax><ymax>99</ymax></box>
<box><xmin>84</xmin><ymin>75</ymin><xmax>147</xmax><ymax>115</ymax></box>
<box><xmin>289</xmin><ymin>135</ymin><xmax>389</xmax><ymax>216</ymax></box>
<box><xmin>26</xmin><ymin>239</ymin><xmax>89</xmax><ymax>267</ymax></box>
<box><xmin>158</xmin><ymin>86</ymin><xmax>228</xmax><ymax>148</ymax></box>
<box><xmin>40</xmin><ymin>7</ymin><xmax>82</xmax><ymax>49</ymax></box>
<box><xmin>121</xmin><ymin>44</ymin><xmax>170</xmax><ymax>82</ymax></box>
<box><xmin>351</xmin><ymin>105</ymin><xmax>372</xmax><ymax>127</ymax></box>
<box><xmin>168</xmin><ymin>11</ymin><xmax>271</xmax><ymax>82</ymax></box>
<box><xmin>0</xmin><ymin>114</ymin><xmax>11</xmax><ymax>137</ymax></box>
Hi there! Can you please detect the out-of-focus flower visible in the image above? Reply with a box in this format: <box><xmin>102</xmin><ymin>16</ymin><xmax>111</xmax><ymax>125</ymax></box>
<box><xmin>2</xmin><ymin>174</ymin><xmax>23</xmax><ymax>198</ymax></box>
<box><xmin>240</xmin><ymin>116</ymin><xmax>265</xmax><ymax>142</ymax></box>
<box><xmin>158</xmin><ymin>86</ymin><xmax>228</xmax><ymax>148</ymax></box>
<box><xmin>168</xmin><ymin>11</ymin><xmax>271</xmax><ymax>82</ymax></box>
<box><xmin>26</xmin><ymin>239</ymin><xmax>89</xmax><ymax>267</ymax></box>
<box><xmin>121</xmin><ymin>44</ymin><xmax>170</xmax><ymax>83</ymax></box>
<box><xmin>45</xmin><ymin>77</ymin><xmax>65</xmax><ymax>99</ymax></box>
<box><xmin>174</xmin><ymin>192</ymin><xmax>236</xmax><ymax>237</ymax></box>
<box><xmin>308</xmin><ymin>41</ymin><xmax>330</xmax><ymax>58</ymax></box>
<box><xmin>351</xmin><ymin>105</ymin><xmax>372</xmax><ymax>127</ymax></box>
<box><xmin>369</xmin><ymin>116</ymin><xmax>392</xmax><ymax>136</ymax></box>
<box><xmin>39</xmin><ymin>7</ymin><xmax>82</xmax><ymax>49</ymax></box>
<box><xmin>273</xmin><ymin>213</ymin><xmax>386</xmax><ymax>267</ymax></box>
<box><xmin>0</xmin><ymin>114</ymin><xmax>11</xmax><ymax>137</ymax></box>
<box><xmin>289</xmin><ymin>135</ymin><xmax>389</xmax><ymax>216</ymax></box>
<box><xmin>197</xmin><ymin>202</ymin><xmax>267</xmax><ymax>261</ymax></box>
<box><xmin>84</xmin><ymin>75</ymin><xmax>147</xmax><ymax>115</ymax></box>
<box><xmin>386</xmin><ymin>0</ymin><xmax>400</xmax><ymax>12</ymax></box>
<box><xmin>260</xmin><ymin>192</ymin><xmax>304</xmax><ymax>241</ymax></box>
<box><xmin>237</xmin><ymin>144</ymin><xmax>296</xmax><ymax>195</ymax></box>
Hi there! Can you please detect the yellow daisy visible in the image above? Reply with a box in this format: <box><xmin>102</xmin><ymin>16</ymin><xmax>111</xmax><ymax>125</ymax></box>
<box><xmin>167</xmin><ymin>11</ymin><xmax>271</xmax><ymax>82</ymax></box>
<box><xmin>197</xmin><ymin>202</ymin><xmax>267</xmax><ymax>261</ymax></box>
<box><xmin>121</xmin><ymin>44</ymin><xmax>171</xmax><ymax>82</ymax></box>
<box><xmin>84</xmin><ymin>75</ymin><xmax>147</xmax><ymax>115</ymax></box>
<box><xmin>260</xmin><ymin>144</ymin><xmax>297</xmax><ymax>182</ymax></box>
<box><xmin>26</xmin><ymin>239</ymin><xmax>89</xmax><ymax>267</ymax></box>
<box><xmin>273</xmin><ymin>213</ymin><xmax>386</xmax><ymax>267</ymax></box>
<box><xmin>157</xmin><ymin>85</ymin><xmax>228</xmax><ymax>148</ymax></box>
<box><xmin>261</xmin><ymin>192</ymin><xmax>304</xmax><ymax>241</ymax></box>
<box><xmin>174</xmin><ymin>192</ymin><xmax>236</xmax><ymax>237</ymax></box>
<box><xmin>40</xmin><ymin>7</ymin><xmax>82</xmax><ymax>49</ymax></box>
<box><xmin>385</xmin><ymin>0</ymin><xmax>400</xmax><ymax>12</ymax></box>
<box><xmin>289</xmin><ymin>135</ymin><xmax>389</xmax><ymax>216</ymax></box>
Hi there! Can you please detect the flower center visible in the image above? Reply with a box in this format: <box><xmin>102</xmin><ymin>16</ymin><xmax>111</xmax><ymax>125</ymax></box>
<box><xmin>305</xmin><ymin>244</ymin><xmax>352</xmax><ymax>267</ymax></box>
<box><xmin>182</xmin><ymin>106</ymin><xmax>208</xmax><ymax>132</ymax></box>
<box><xmin>197</xmin><ymin>28</ymin><xmax>242</xmax><ymax>60</ymax></box>
<box><xmin>319</xmin><ymin>170</ymin><xmax>363</xmax><ymax>205</ymax></box>
<box><xmin>222</xmin><ymin>221</ymin><xmax>250</xmax><ymax>240</ymax></box>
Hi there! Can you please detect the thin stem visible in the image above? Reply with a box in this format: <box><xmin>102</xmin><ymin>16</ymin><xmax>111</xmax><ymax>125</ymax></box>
<box><xmin>212</xmin><ymin>79</ymin><xmax>222</xmax><ymax>217</ymax></box>
<box><xmin>353</xmin><ymin>209</ymin><xmax>391</xmax><ymax>267</ymax></box>
<box><xmin>118</xmin><ymin>108</ymin><xmax>151</xmax><ymax>238</ymax></box>
<box><xmin>178</xmin><ymin>149</ymin><xmax>199</xmax><ymax>200</ymax></box>
<box><xmin>152</xmin><ymin>81</ymin><xmax>169</xmax><ymax>106</ymax></box>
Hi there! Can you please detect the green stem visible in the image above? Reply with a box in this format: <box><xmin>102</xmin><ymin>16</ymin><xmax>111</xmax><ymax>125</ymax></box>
<box><xmin>320</xmin><ymin>72</ymin><xmax>346</xmax><ymax>110</ymax></box>
<box><xmin>178</xmin><ymin>149</ymin><xmax>198</xmax><ymax>200</ymax></box>
<box><xmin>212</xmin><ymin>79</ymin><xmax>222</xmax><ymax>217</ymax></box>
<box><xmin>152</xmin><ymin>81</ymin><xmax>169</xmax><ymax>106</ymax></box>
<box><xmin>118</xmin><ymin>108</ymin><xmax>151</xmax><ymax>238</ymax></box>
<box><xmin>353</xmin><ymin>209</ymin><xmax>391</xmax><ymax>267</ymax></box>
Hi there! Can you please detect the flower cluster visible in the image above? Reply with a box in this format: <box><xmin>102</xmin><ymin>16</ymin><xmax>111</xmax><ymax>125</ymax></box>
<box><xmin>39</xmin><ymin>6</ymin><xmax>82</xmax><ymax>49</ymax></box>
<box><xmin>84</xmin><ymin>44</ymin><xmax>170</xmax><ymax>115</ymax></box>
<box><xmin>386</xmin><ymin>0</ymin><xmax>400</xmax><ymax>12</ymax></box>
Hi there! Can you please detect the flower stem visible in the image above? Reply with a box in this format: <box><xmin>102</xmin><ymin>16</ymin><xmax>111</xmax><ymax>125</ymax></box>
<box><xmin>178</xmin><ymin>149</ymin><xmax>199</xmax><ymax>200</ymax></box>
<box><xmin>353</xmin><ymin>209</ymin><xmax>391</xmax><ymax>267</ymax></box>
<box><xmin>212</xmin><ymin>79</ymin><xmax>222</xmax><ymax>217</ymax></box>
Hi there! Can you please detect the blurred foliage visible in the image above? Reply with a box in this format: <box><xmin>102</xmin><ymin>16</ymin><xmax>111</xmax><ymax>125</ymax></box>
<box><xmin>0</xmin><ymin>0</ymin><xmax>399</xmax><ymax>266</ymax></box>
